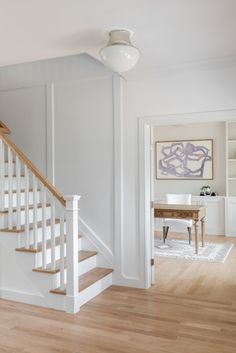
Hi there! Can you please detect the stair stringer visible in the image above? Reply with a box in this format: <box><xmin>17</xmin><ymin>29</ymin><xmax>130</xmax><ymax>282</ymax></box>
<box><xmin>79</xmin><ymin>217</ymin><xmax>114</xmax><ymax>269</ymax></box>
<box><xmin>0</xmin><ymin>230</ymin><xmax>113</xmax><ymax>310</ymax></box>
<box><xmin>0</xmin><ymin>231</ymin><xmax>66</xmax><ymax>310</ymax></box>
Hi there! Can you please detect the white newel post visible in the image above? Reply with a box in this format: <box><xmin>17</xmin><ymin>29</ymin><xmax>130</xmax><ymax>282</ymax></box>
<box><xmin>65</xmin><ymin>195</ymin><xmax>81</xmax><ymax>314</ymax></box>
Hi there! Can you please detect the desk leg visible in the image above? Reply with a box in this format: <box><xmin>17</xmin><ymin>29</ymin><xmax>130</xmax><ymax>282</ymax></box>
<box><xmin>201</xmin><ymin>217</ymin><xmax>206</xmax><ymax>247</ymax></box>
<box><xmin>194</xmin><ymin>220</ymin><xmax>199</xmax><ymax>255</ymax></box>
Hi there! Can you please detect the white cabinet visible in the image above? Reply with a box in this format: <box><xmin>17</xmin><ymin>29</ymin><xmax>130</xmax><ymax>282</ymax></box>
<box><xmin>193</xmin><ymin>196</ymin><xmax>225</xmax><ymax>235</ymax></box>
<box><xmin>225</xmin><ymin>197</ymin><xmax>236</xmax><ymax>236</ymax></box>
<box><xmin>226</xmin><ymin>122</ymin><xmax>236</xmax><ymax>196</ymax></box>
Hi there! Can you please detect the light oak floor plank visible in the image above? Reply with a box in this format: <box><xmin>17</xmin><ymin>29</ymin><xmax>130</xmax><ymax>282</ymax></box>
<box><xmin>0</xmin><ymin>233</ymin><xmax>236</xmax><ymax>352</ymax></box>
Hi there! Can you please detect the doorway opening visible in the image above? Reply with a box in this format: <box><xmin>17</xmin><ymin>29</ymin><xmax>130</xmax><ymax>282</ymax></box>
<box><xmin>139</xmin><ymin>110</ymin><xmax>236</xmax><ymax>294</ymax></box>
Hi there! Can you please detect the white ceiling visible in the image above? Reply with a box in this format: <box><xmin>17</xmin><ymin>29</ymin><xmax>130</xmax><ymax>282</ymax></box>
<box><xmin>0</xmin><ymin>0</ymin><xmax>236</xmax><ymax>75</ymax></box>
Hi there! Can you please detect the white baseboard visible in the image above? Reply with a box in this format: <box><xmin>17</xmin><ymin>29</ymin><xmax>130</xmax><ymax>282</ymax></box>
<box><xmin>112</xmin><ymin>273</ymin><xmax>144</xmax><ymax>288</ymax></box>
<box><xmin>205</xmin><ymin>228</ymin><xmax>225</xmax><ymax>236</ymax></box>
<box><xmin>0</xmin><ymin>287</ymin><xmax>65</xmax><ymax>311</ymax></box>
<box><xmin>225</xmin><ymin>232</ymin><xmax>236</xmax><ymax>237</ymax></box>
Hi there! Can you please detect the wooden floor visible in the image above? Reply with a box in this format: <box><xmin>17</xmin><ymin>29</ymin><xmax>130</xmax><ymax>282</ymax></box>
<box><xmin>1</xmin><ymin>233</ymin><xmax>236</xmax><ymax>352</ymax></box>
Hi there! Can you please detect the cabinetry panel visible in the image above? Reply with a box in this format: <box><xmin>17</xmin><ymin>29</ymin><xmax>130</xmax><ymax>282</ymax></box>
<box><xmin>225</xmin><ymin>197</ymin><xmax>236</xmax><ymax>236</ymax></box>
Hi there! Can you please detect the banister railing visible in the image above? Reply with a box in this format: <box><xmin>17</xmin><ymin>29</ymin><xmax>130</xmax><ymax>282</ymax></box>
<box><xmin>0</xmin><ymin>121</ymin><xmax>80</xmax><ymax>313</ymax></box>
<box><xmin>0</xmin><ymin>133</ymin><xmax>66</xmax><ymax>207</ymax></box>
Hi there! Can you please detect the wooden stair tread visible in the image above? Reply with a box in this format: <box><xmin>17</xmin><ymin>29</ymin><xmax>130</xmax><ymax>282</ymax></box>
<box><xmin>0</xmin><ymin>203</ymin><xmax>51</xmax><ymax>214</ymax></box>
<box><xmin>50</xmin><ymin>267</ymin><xmax>113</xmax><ymax>295</ymax></box>
<box><xmin>4</xmin><ymin>174</ymin><xmax>25</xmax><ymax>177</ymax></box>
<box><xmin>79</xmin><ymin>250</ymin><xmax>97</xmax><ymax>262</ymax></box>
<box><xmin>0</xmin><ymin>218</ymin><xmax>60</xmax><ymax>233</ymax></box>
<box><xmin>15</xmin><ymin>234</ymin><xmax>82</xmax><ymax>254</ymax></box>
<box><xmin>79</xmin><ymin>268</ymin><xmax>113</xmax><ymax>292</ymax></box>
<box><xmin>33</xmin><ymin>250</ymin><xmax>97</xmax><ymax>274</ymax></box>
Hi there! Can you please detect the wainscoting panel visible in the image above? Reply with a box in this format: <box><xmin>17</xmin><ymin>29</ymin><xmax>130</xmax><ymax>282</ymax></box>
<box><xmin>0</xmin><ymin>85</ymin><xmax>48</xmax><ymax>175</ymax></box>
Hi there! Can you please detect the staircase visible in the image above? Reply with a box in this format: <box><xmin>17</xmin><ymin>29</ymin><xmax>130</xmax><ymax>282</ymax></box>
<box><xmin>0</xmin><ymin>121</ymin><xmax>113</xmax><ymax>313</ymax></box>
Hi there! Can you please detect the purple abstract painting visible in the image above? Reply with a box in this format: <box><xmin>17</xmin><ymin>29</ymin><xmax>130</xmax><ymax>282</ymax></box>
<box><xmin>156</xmin><ymin>140</ymin><xmax>213</xmax><ymax>179</ymax></box>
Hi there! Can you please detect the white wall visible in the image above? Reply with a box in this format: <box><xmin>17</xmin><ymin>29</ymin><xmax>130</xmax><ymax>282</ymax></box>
<box><xmin>0</xmin><ymin>86</ymin><xmax>47</xmax><ymax>173</ymax></box>
<box><xmin>154</xmin><ymin>122</ymin><xmax>226</xmax><ymax>198</ymax></box>
<box><xmin>54</xmin><ymin>78</ymin><xmax>114</xmax><ymax>249</ymax></box>
<box><xmin>0</xmin><ymin>54</ymin><xmax>116</xmax><ymax>254</ymax></box>
<box><xmin>123</xmin><ymin>61</ymin><xmax>236</xmax><ymax>285</ymax></box>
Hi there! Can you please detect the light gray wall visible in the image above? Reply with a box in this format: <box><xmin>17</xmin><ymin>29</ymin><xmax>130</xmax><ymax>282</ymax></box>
<box><xmin>154</xmin><ymin>122</ymin><xmax>226</xmax><ymax>197</ymax></box>
<box><xmin>0</xmin><ymin>54</ymin><xmax>115</xmax><ymax>252</ymax></box>
<box><xmin>0</xmin><ymin>54</ymin><xmax>109</xmax><ymax>90</ymax></box>
<box><xmin>54</xmin><ymin>78</ymin><xmax>114</xmax><ymax>249</ymax></box>
<box><xmin>0</xmin><ymin>86</ymin><xmax>47</xmax><ymax>173</ymax></box>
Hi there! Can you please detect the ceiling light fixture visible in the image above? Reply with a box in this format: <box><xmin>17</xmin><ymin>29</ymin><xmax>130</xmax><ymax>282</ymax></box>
<box><xmin>100</xmin><ymin>29</ymin><xmax>140</xmax><ymax>73</ymax></box>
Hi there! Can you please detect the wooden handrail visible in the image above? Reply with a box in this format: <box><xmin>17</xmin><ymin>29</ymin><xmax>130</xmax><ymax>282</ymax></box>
<box><xmin>0</xmin><ymin>129</ymin><xmax>66</xmax><ymax>207</ymax></box>
<box><xmin>0</xmin><ymin>121</ymin><xmax>11</xmax><ymax>135</ymax></box>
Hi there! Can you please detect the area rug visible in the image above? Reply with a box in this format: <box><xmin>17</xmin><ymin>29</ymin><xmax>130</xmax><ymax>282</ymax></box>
<box><xmin>154</xmin><ymin>239</ymin><xmax>233</xmax><ymax>263</ymax></box>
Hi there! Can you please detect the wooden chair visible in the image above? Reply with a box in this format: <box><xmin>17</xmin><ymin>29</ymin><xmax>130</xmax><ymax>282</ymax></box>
<box><xmin>163</xmin><ymin>194</ymin><xmax>193</xmax><ymax>244</ymax></box>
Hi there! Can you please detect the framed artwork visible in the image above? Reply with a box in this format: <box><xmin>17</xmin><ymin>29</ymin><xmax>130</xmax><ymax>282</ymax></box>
<box><xmin>156</xmin><ymin>139</ymin><xmax>213</xmax><ymax>180</ymax></box>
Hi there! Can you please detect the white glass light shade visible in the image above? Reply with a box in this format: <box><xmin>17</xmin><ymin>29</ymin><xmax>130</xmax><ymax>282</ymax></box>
<box><xmin>100</xmin><ymin>29</ymin><xmax>140</xmax><ymax>73</ymax></box>
<box><xmin>100</xmin><ymin>44</ymin><xmax>140</xmax><ymax>72</ymax></box>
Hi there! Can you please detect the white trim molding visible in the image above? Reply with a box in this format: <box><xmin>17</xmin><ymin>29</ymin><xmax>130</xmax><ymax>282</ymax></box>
<box><xmin>46</xmin><ymin>84</ymin><xmax>55</xmax><ymax>184</ymax></box>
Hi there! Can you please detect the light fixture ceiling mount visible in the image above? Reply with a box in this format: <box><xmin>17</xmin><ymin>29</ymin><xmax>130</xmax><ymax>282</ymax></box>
<box><xmin>100</xmin><ymin>29</ymin><xmax>140</xmax><ymax>73</ymax></box>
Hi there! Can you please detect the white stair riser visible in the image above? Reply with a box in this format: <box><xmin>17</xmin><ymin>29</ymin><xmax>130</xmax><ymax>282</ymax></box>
<box><xmin>80</xmin><ymin>273</ymin><xmax>113</xmax><ymax>307</ymax></box>
<box><xmin>3</xmin><ymin>206</ymin><xmax>51</xmax><ymax>226</ymax></box>
<box><xmin>31</xmin><ymin>223</ymin><xmax>67</xmax><ymax>244</ymax></box>
<box><xmin>4</xmin><ymin>162</ymin><xmax>17</xmax><ymax>175</ymax></box>
<box><xmin>40</xmin><ymin>255</ymin><xmax>97</xmax><ymax>290</ymax></box>
<box><xmin>4</xmin><ymin>191</ymin><xmax>41</xmax><ymax>208</ymax></box>
<box><xmin>19</xmin><ymin>223</ymin><xmax>61</xmax><ymax>246</ymax></box>
<box><xmin>3</xmin><ymin>177</ymin><xmax>26</xmax><ymax>191</ymax></box>
<box><xmin>35</xmin><ymin>238</ymin><xmax>82</xmax><ymax>268</ymax></box>
<box><xmin>78</xmin><ymin>255</ymin><xmax>96</xmax><ymax>276</ymax></box>
<box><xmin>36</xmin><ymin>243</ymin><xmax>67</xmax><ymax>267</ymax></box>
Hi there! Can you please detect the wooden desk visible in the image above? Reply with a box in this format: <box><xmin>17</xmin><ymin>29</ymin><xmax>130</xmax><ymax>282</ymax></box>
<box><xmin>154</xmin><ymin>203</ymin><xmax>206</xmax><ymax>255</ymax></box>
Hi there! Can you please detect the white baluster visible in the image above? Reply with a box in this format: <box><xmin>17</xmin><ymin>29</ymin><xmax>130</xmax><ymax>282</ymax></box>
<box><xmin>65</xmin><ymin>195</ymin><xmax>80</xmax><ymax>314</ymax></box>
<box><xmin>16</xmin><ymin>156</ymin><xmax>21</xmax><ymax>231</ymax></box>
<box><xmin>51</xmin><ymin>199</ymin><xmax>56</xmax><ymax>270</ymax></box>
<box><xmin>42</xmin><ymin>185</ymin><xmax>47</xmax><ymax>269</ymax></box>
<box><xmin>33</xmin><ymin>174</ymin><xmax>38</xmax><ymax>249</ymax></box>
<box><xmin>60</xmin><ymin>213</ymin><xmax>65</xmax><ymax>290</ymax></box>
<box><xmin>24</xmin><ymin>166</ymin><xmax>29</xmax><ymax>247</ymax></box>
<box><xmin>0</xmin><ymin>139</ymin><xmax>4</xmax><ymax>212</ymax></box>
<box><xmin>7</xmin><ymin>147</ymin><xmax>13</xmax><ymax>229</ymax></box>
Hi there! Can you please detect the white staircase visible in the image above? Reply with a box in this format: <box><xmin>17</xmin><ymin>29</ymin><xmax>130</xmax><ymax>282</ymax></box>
<box><xmin>0</xmin><ymin>121</ymin><xmax>113</xmax><ymax>313</ymax></box>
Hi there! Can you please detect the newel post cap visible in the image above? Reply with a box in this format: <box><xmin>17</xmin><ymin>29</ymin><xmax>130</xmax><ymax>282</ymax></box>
<box><xmin>65</xmin><ymin>195</ymin><xmax>81</xmax><ymax>202</ymax></box>
<box><xmin>65</xmin><ymin>195</ymin><xmax>81</xmax><ymax>210</ymax></box>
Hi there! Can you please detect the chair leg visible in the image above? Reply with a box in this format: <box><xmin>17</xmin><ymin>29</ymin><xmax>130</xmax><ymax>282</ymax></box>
<box><xmin>187</xmin><ymin>227</ymin><xmax>191</xmax><ymax>244</ymax></box>
<box><xmin>163</xmin><ymin>226</ymin><xmax>166</xmax><ymax>243</ymax></box>
<box><xmin>163</xmin><ymin>226</ymin><xmax>169</xmax><ymax>244</ymax></box>
<box><xmin>165</xmin><ymin>226</ymin><xmax>169</xmax><ymax>240</ymax></box>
